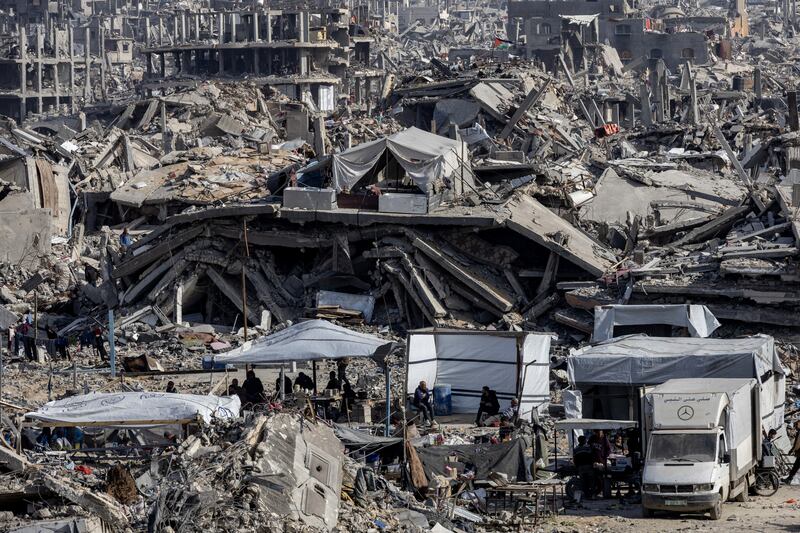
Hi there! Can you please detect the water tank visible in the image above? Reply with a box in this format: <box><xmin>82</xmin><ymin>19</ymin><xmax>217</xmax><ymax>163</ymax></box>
<box><xmin>433</xmin><ymin>384</ymin><xmax>452</xmax><ymax>416</ymax></box>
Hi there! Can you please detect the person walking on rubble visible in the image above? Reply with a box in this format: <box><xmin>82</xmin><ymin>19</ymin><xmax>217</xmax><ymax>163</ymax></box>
<box><xmin>413</xmin><ymin>381</ymin><xmax>436</xmax><ymax>426</ymax></box>
<box><xmin>784</xmin><ymin>420</ymin><xmax>800</xmax><ymax>484</ymax></box>
<box><xmin>93</xmin><ymin>325</ymin><xmax>108</xmax><ymax>361</ymax></box>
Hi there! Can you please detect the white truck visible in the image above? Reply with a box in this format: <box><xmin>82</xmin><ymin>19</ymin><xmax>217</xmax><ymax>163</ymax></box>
<box><xmin>641</xmin><ymin>378</ymin><xmax>761</xmax><ymax>520</ymax></box>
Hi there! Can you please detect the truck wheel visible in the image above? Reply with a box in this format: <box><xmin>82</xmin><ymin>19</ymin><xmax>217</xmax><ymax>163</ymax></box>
<box><xmin>642</xmin><ymin>506</ymin><xmax>655</xmax><ymax>518</ymax></box>
<box><xmin>709</xmin><ymin>499</ymin><xmax>722</xmax><ymax>520</ymax></box>
<box><xmin>734</xmin><ymin>478</ymin><xmax>749</xmax><ymax>502</ymax></box>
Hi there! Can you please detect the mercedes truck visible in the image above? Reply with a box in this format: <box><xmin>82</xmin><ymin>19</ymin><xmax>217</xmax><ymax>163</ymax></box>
<box><xmin>641</xmin><ymin>378</ymin><xmax>761</xmax><ymax>520</ymax></box>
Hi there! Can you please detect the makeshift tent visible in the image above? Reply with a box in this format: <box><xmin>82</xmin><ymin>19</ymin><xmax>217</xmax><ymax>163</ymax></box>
<box><xmin>331</xmin><ymin>127</ymin><xmax>475</xmax><ymax>197</ymax></box>
<box><xmin>214</xmin><ymin>319</ymin><xmax>393</xmax><ymax>365</ymax></box>
<box><xmin>567</xmin><ymin>334</ymin><xmax>784</xmax><ymax>430</ymax></box>
<box><xmin>26</xmin><ymin>392</ymin><xmax>240</xmax><ymax>427</ymax></box>
<box><xmin>592</xmin><ymin>304</ymin><xmax>720</xmax><ymax>341</ymax></box>
<box><xmin>406</xmin><ymin>329</ymin><xmax>553</xmax><ymax>418</ymax></box>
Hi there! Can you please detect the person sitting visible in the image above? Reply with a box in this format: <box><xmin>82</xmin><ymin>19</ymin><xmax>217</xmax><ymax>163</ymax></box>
<box><xmin>612</xmin><ymin>433</ymin><xmax>628</xmax><ymax>456</ymax></box>
<box><xmin>228</xmin><ymin>378</ymin><xmax>243</xmax><ymax>400</ymax></box>
<box><xmin>294</xmin><ymin>372</ymin><xmax>315</xmax><ymax>392</ymax></box>
<box><xmin>242</xmin><ymin>370</ymin><xmax>265</xmax><ymax>405</ymax></box>
<box><xmin>475</xmin><ymin>386</ymin><xmax>500</xmax><ymax>426</ymax></box>
<box><xmin>165</xmin><ymin>381</ymin><xmax>178</xmax><ymax>393</ymax></box>
<box><xmin>413</xmin><ymin>381</ymin><xmax>435</xmax><ymax>426</ymax></box>
<box><xmin>324</xmin><ymin>371</ymin><xmax>341</xmax><ymax>391</ymax></box>
<box><xmin>483</xmin><ymin>398</ymin><xmax>519</xmax><ymax>426</ymax></box>
<box><xmin>573</xmin><ymin>435</ymin><xmax>595</xmax><ymax>499</ymax></box>
<box><xmin>275</xmin><ymin>374</ymin><xmax>292</xmax><ymax>396</ymax></box>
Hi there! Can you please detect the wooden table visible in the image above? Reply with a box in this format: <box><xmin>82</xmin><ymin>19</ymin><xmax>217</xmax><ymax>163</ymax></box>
<box><xmin>484</xmin><ymin>479</ymin><xmax>566</xmax><ymax>527</ymax></box>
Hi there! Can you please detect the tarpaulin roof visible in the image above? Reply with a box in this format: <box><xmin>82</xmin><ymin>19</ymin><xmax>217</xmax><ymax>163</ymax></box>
<box><xmin>214</xmin><ymin>319</ymin><xmax>394</xmax><ymax>365</ymax></box>
<box><xmin>25</xmin><ymin>392</ymin><xmax>240</xmax><ymax>427</ymax></box>
<box><xmin>592</xmin><ymin>304</ymin><xmax>720</xmax><ymax>341</ymax></box>
<box><xmin>331</xmin><ymin>126</ymin><xmax>474</xmax><ymax>194</ymax></box>
<box><xmin>568</xmin><ymin>334</ymin><xmax>781</xmax><ymax>386</ymax></box>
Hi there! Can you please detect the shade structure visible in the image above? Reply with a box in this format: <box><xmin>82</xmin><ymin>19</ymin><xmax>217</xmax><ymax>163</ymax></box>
<box><xmin>554</xmin><ymin>418</ymin><xmax>638</xmax><ymax>431</ymax></box>
<box><xmin>213</xmin><ymin>319</ymin><xmax>394</xmax><ymax>365</ymax></box>
<box><xmin>331</xmin><ymin>126</ymin><xmax>475</xmax><ymax>195</ymax></box>
<box><xmin>26</xmin><ymin>392</ymin><xmax>241</xmax><ymax>427</ymax></box>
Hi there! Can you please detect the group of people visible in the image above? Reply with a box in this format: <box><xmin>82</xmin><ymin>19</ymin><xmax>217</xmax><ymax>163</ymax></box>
<box><xmin>225</xmin><ymin>364</ymin><xmax>359</xmax><ymax>421</ymax></box>
<box><xmin>7</xmin><ymin>317</ymin><xmax>110</xmax><ymax>363</ymax></box>
<box><xmin>411</xmin><ymin>382</ymin><xmax>520</xmax><ymax>428</ymax></box>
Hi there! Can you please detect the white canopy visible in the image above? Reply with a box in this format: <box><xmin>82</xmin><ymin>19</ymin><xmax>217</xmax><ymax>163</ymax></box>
<box><xmin>214</xmin><ymin>319</ymin><xmax>393</xmax><ymax>365</ymax></box>
<box><xmin>331</xmin><ymin>127</ymin><xmax>475</xmax><ymax>195</ymax></box>
<box><xmin>26</xmin><ymin>392</ymin><xmax>240</xmax><ymax>427</ymax></box>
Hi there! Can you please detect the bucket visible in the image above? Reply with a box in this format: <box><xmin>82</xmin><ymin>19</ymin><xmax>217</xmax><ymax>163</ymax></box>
<box><xmin>433</xmin><ymin>384</ymin><xmax>452</xmax><ymax>416</ymax></box>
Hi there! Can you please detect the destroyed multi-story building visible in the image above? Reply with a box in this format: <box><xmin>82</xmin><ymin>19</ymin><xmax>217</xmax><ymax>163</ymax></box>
<box><xmin>140</xmin><ymin>6</ymin><xmax>384</xmax><ymax>111</ymax></box>
<box><xmin>507</xmin><ymin>0</ymin><xmax>709</xmax><ymax>71</ymax></box>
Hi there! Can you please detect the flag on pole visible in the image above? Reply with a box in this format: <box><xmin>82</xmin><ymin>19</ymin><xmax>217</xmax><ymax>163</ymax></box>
<box><xmin>493</xmin><ymin>36</ymin><xmax>514</xmax><ymax>48</ymax></box>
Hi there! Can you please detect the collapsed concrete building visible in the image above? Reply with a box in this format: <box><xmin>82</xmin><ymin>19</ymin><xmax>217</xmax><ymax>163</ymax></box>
<box><xmin>507</xmin><ymin>0</ymin><xmax>710</xmax><ymax>71</ymax></box>
<box><xmin>140</xmin><ymin>6</ymin><xmax>384</xmax><ymax>111</ymax></box>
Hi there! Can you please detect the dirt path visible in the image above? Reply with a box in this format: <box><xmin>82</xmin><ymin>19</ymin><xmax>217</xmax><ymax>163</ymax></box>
<box><xmin>546</xmin><ymin>486</ymin><xmax>800</xmax><ymax>532</ymax></box>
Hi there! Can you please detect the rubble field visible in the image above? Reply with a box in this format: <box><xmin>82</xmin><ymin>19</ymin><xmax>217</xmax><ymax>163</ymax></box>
<box><xmin>1</xmin><ymin>0</ymin><xmax>800</xmax><ymax>532</ymax></box>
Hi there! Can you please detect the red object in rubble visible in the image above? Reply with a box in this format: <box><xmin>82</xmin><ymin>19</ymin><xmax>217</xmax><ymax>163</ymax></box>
<box><xmin>594</xmin><ymin>123</ymin><xmax>620</xmax><ymax>138</ymax></box>
<box><xmin>75</xmin><ymin>465</ymin><xmax>93</xmax><ymax>475</ymax></box>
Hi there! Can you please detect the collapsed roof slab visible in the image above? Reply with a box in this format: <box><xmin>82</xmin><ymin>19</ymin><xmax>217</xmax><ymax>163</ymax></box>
<box><xmin>279</xmin><ymin>207</ymin><xmax>501</xmax><ymax>227</ymax></box>
<box><xmin>504</xmin><ymin>194</ymin><xmax>617</xmax><ymax>278</ymax></box>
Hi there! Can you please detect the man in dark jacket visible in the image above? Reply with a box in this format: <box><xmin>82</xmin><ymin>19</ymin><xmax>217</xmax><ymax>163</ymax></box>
<box><xmin>475</xmin><ymin>386</ymin><xmax>500</xmax><ymax>426</ymax></box>
<box><xmin>413</xmin><ymin>381</ymin><xmax>435</xmax><ymax>425</ymax></box>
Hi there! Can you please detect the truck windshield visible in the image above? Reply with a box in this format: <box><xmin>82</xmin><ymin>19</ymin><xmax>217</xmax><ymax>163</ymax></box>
<box><xmin>648</xmin><ymin>433</ymin><xmax>716</xmax><ymax>463</ymax></box>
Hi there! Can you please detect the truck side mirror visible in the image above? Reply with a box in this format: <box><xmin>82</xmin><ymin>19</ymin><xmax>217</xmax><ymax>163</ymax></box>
<box><xmin>722</xmin><ymin>453</ymin><xmax>730</xmax><ymax>464</ymax></box>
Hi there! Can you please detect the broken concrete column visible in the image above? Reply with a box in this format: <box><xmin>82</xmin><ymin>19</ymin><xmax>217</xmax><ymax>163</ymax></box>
<box><xmin>639</xmin><ymin>84</ymin><xmax>652</xmax><ymax>127</ymax></box>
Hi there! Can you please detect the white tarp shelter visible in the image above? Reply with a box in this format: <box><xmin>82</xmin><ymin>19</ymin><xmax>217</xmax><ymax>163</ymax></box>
<box><xmin>214</xmin><ymin>319</ymin><xmax>392</xmax><ymax>365</ymax></box>
<box><xmin>331</xmin><ymin>127</ymin><xmax>475</xmax><ymax>196</ymax></box>
<box><xmin>567</xmin><ymin>334</ymin><xmax>784</xmax><ymax>430</ymax></box>
<box><xmin>592</xmin><ymin>304</ymin><xmax>720</xmax><ymax>341</ymax></box>
<box><xmin>26</xmin><ymin>392</ymin><xmax>240</xmax><ymax>427</ymax></box>
<box><xmin>406</xmin><ymin>329</ymin><xmax>553</xmax><ymax>418</ymax></box>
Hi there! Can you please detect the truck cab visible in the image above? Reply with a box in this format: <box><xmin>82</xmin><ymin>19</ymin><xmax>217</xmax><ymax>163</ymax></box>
<box><xmin>640</xmin><ymin>378</ymin><xmax>761</xmax><ymax>520</ymax></box>
<box><xmin>642</xmin><ymin>428</ymin><xmax>730</xmax><ymax>519</ymax></box>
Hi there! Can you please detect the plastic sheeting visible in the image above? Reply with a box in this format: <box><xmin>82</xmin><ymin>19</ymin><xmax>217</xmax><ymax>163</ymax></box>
<box><xmin>214</xmin><ymin>319</ymin><xmax>393</xmax><ymax>365</ymax></box>
<box><xmin>568</xmin><ymin>334</ymin><xmax>785</xmax><ymax>430</ymax></box>
<box><xmin>592</xmin><ymin>304</ymin><xmax>720</xmax><ymax>341</ymax></box>
<box><xmin>406</xmin><ymin>331</ymin><xmax>551</xmax><ymax>418</ymax></box>
<box><xmin>331</xmin><ymin>127</ymin><xmax>475</xmax><ymax>195</ymax></box>
<box><xmin>26</xmin><ymin>392</ymin><xmax>240</xmax><ymax>427</ymax></box>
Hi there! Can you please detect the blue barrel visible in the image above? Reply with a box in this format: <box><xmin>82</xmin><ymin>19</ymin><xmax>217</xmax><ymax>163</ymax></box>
<box><xmin>433</xmin><ymin>384</ymin><xmax>452</xmax><ymax>416</ymax></box>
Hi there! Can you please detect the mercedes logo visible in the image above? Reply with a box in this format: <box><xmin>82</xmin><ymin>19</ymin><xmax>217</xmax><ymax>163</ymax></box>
<box><xmin>677</xmin><ymin>405</ymin><xmax>694</xmax><ymax>421</ymax></box>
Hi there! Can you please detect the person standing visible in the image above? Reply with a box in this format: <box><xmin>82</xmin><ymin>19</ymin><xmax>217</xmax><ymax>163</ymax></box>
<box><xmin>93</xmin><ymin>326</ymin><xmax>108</xmax><ymax>361</ymax></box>
<box><xmin>784</xmin><ymin>420</ymin><xmax>800</xmax><ymax>484</ymax></box>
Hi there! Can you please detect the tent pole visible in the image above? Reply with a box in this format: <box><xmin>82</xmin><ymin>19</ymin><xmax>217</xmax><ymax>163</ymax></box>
<box><xmin>312</xmin><ymin>360</ymin><xmax>317</xmax><ymax>395</ymax></box>
<box><xmin>280</xmin><ymin>364</ymin><xmax>285</xmax><ymax>401</ymax></box>
<box><xmin>385</xmin><ymin>364</ymin><xmax>391</xmax><ymax>436</ymax></box>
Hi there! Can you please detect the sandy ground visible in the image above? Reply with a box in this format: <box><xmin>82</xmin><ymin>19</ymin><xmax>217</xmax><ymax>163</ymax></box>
<box><xmin>548</xmin><ymin>485</ymin><xmax>800</xmax><ymax>532</ymax></box>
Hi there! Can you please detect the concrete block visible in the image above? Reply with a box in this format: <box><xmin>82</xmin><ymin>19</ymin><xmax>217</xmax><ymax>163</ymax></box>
<box><xmin>283</xmin><ymin>187</ymin><xmax>337</xmax><ymax>210</ymax></box>
<box><xmin>379</xmin><ymin>193</ymin><xmax>428</xmax><ymax>214</ymax></box>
